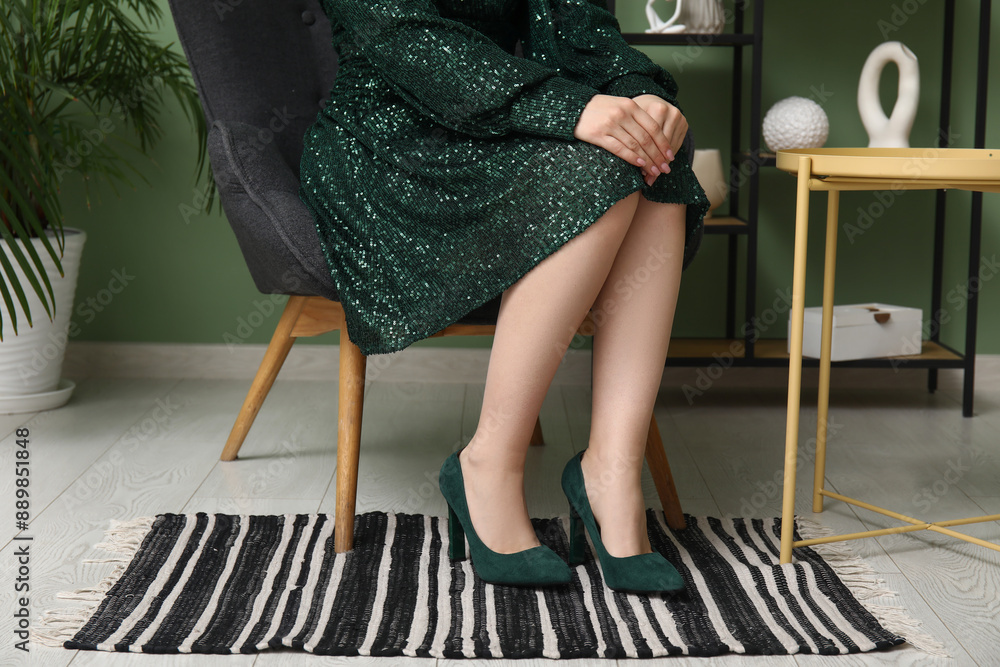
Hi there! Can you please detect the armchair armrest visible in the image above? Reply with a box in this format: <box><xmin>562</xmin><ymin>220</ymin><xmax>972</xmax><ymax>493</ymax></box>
<box><xmin>207</xmin><ymin>119</ymin><xmax>338</xmax><ymax>299</ymax></box>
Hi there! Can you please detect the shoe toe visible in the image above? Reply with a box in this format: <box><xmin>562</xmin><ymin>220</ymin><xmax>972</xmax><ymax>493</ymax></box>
<box><xmin>604</xmin><ymin>553</ymin><xmax>685</xmax><ymax>593</ymax></box>
<box><xmin>474</xmin><ymin>545</ymin><xmax>572</xmax><ymax>586</ymax></box>
<box><xmin>525</xmin><ymin>546</ymin><xmax>573</xmax><ymax>584</ymax></box>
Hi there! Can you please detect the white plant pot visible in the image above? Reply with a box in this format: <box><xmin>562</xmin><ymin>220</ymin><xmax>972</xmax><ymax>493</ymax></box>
<box><xmin>0</xmin><ymin>228</ymin><xmax>85</xmax><ymax>413</ymax></box>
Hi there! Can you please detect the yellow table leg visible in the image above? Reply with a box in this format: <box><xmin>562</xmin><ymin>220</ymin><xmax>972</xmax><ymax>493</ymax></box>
<box><xmin>780</xmin><ymin>156</ymin><xmax>813</xmax><ymax>564</ymax></box>
<box><xmin>813</xmin><ymin>190</ymin><xmax>840</xmax><ymax>513</ymax></box>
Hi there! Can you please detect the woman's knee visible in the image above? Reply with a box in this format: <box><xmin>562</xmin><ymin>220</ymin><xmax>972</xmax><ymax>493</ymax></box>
<box><xmin>597</xmin><ymin>190</ymin><xmax>642</xmax><ymax>231</ymax></box>
<box><xmin>634</xmin><ymin>197</ymin><xmax>686</xmax><ymax>230</ymax></box>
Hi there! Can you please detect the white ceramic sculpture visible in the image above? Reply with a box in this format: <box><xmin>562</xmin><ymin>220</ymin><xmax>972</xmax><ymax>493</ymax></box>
<box><xmin>690</xmin><ymin>149</ymin><xmax>727</xmax><ymax>217</ymax></box>
<box><xmin>762</xmin><ymin>96</ymin><xmax>830</xmax><ymax>153</ymax></box>
<box><xmin>646</xmin><ymin>0</ymin><xmax>686</xmax><ymax>33</ymax></box>
<box><xmin>858</xmin><ymin>41</ymin><xmax>920</xmax><ymax>148</ymax></box>
<box><xmin>645</xmin><ymin>0</ymin><xmax>725</xmax><ymax>35</ymax></box>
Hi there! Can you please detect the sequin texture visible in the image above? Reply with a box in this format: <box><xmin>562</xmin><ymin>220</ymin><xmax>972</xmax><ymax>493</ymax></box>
<box><xmin>299</xmin><ymin>0</ymin><xmax>709</xmax><ymax>356</ymax></box>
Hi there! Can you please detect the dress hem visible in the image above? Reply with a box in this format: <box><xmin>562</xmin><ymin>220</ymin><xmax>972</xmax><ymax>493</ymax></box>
<box><xmin>339</xmin><ymin>178</ymin><xmax>703</xmax><ymax>357</ymax></box>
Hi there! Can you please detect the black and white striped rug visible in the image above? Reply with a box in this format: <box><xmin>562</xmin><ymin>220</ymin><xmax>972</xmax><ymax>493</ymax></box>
<box><xmin>35</xmin><ymin>511</ymin><xmax>938</xmax><ymax>658</ymax></box>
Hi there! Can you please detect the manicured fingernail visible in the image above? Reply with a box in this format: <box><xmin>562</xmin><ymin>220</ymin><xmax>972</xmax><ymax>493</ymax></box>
<box><xmin>667</xmin><ymin>149</ymin><xmax>674</xmax><ymax>160</ymax></box>
<box><xmin>650</xmin><ymin>165</ymin><xmax>660</xmax><ymax>175</ymax></box>
<box><xmin>661</xmin><ymin>162</ymin><xmax>670</xmax><ymax>171</ymax></box>
<box><xmin>637</xmin><ymin>158</ymin><xmax>646</xmax><ymax>166</ymax></box>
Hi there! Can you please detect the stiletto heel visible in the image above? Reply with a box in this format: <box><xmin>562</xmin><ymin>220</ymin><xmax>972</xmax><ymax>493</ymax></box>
<box><xmin>561</xmin><ymin>450</ymin><xmax>685</xmax><ymax>593</ymax></box>
<box><xmin>568</xmin><ymin>504</ymin><xmax>585</xmax><ymax>566</ymax></box>
<box><xmin>439</xmin><ymin>449</ymin><xmax>572</xmax><ymax>586</ymax></box>
<box><xmin>448</xmin><ymin>504</ymin><xmax>466</xmax><ymax>560</ymax></box>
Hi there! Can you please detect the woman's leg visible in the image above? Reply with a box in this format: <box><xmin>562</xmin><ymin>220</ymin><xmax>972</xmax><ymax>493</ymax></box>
<box><xmin>459</xmin><ymin>191</ymin><xmax>642</xmax><ymax>554</ymax></box>
<box><xmin>583</xmin><ymin>198</ymin><xmax>686</xmax><ymax>557</ymax></box>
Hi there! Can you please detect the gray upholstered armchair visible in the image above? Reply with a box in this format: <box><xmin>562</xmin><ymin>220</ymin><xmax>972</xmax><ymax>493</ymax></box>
<box><xmin>166</xmin><ymin>0</ymin><xmax>685</xmax><ymax>552</ymax></box>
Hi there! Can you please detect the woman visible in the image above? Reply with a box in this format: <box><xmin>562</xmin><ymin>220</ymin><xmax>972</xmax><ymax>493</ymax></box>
<box><xmin>299</xmin><ymin>0</ymin><xmax>709</xmax><ymax>592</ymax></box>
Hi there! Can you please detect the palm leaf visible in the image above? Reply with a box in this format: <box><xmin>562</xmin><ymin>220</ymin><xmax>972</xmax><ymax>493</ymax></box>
<box><xmin>1</xmin><ymin>0</ymin><xmax>214</xmax><ymax>331</ymax></box>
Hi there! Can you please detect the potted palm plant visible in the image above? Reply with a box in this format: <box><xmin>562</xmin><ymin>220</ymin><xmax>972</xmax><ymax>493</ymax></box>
<box><xmin>1</xmin><ymin>0</ymin><xmax>214</xmax><ymax>412</ymax></box>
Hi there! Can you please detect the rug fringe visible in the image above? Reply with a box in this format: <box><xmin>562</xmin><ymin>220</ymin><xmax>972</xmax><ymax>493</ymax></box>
<box><xmin>31</xmin><ymin>515</ymin><xmax>158</xmax><ymax>648</ymax></box>
<box><xmin>795</xmin><ymin>516</ymin><xmax>949</xmax><ymax>658</ymax></box>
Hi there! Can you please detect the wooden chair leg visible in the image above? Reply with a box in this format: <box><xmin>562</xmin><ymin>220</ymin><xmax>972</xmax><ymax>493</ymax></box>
<box><xmin>645</xmin><ymin>415</ymin><xmax>686</xmax><ymax>530</ymax></box>
<box><xmin>334</xmin><ymin>320</ymin><xmax>367</xmax><ymax>553</ymax></box>
<box><xmin>529</xmin><ymin>417</ymin><xmax>544</xmax><ymax>446</ymax></box>
<box><xmin>221</xmin><ymin>296</ymin><xmax>308</xmax><ymax>462</ymax></box>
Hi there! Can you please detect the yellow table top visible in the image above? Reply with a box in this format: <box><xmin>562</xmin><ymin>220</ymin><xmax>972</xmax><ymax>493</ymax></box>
<box><xmin>775</xmin><ymin>147</ymin><xmax>1000</xmax><ymax>185</ymax></box>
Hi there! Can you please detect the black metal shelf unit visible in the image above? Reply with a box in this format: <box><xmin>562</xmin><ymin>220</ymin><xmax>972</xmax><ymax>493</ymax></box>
<box><xmin>608</xmin><ymin>0</ymin><xmax>991</xmax><ymax>416</ymax></box>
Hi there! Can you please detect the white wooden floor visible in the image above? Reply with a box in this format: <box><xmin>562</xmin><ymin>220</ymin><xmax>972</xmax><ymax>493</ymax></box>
<box><xmin>2</xmin><ymin>344</ymin><xmax>998</xmax><ymax>666</ymax></box>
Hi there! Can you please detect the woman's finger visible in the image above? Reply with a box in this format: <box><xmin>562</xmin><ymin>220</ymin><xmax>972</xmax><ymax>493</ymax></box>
<box><xmin>662</xmin><ymin>108</ymin><xmax>687</xmax><ymax>160</ymax></box>
<box><xmin>598</xmin><ymin>134</ymin><xmax>647</xmax><ymax>170</ymax></box>
<box><xmin>629</xmin><ymin>107</ymin><xmax>673</xmax><ymax>170</ymax></box>
<box><xmin>670</xmin><ymin>119</ymin><xmax>688</xmax><ymax>163</ymax></box>
<box><xmin>608</xmin><ymin>119</ymin><xmax>662</xmax><ymax>175</ymax></box>
<box><xmin>600</xmin><ymin>136</ymin><xmax>656</xmax><ymax>185</ymax></box>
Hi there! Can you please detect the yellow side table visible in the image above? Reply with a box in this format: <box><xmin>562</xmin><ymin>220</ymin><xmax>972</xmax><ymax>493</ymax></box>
<box><xmin>774</xmin><ymin>147</ymin><xmax>1000</xmax><ymax>564</ymax></box>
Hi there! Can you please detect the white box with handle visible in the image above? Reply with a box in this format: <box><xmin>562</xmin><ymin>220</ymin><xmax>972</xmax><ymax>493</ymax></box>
<box><xmin>788</xmin><ymin>303</ymin><xmax>924</xmax><ymax>361</ymax></box>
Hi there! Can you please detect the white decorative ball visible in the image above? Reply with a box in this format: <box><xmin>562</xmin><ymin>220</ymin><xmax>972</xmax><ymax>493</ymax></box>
<box><xmin>762</xmin><ymin>96</ymin><xmax>830</xmax><ymax>153</ymax></box>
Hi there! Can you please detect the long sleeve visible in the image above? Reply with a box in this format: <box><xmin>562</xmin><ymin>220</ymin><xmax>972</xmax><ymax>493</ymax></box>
<box><xmin>520</xmin><ymin>0</ymin><xmax>682</xmax><ymax>108</ymax></box>
<box><xmin>320</xmin><ymin>0</ymin><xmax>602</xmax><ymax>140</ymax></box>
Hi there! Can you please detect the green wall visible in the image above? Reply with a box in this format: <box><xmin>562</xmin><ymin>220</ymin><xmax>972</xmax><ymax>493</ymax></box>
<box><xmin>61</xmin><ymin>0</ymin><xmax>1000</xmax><ymax>355</ymax></box>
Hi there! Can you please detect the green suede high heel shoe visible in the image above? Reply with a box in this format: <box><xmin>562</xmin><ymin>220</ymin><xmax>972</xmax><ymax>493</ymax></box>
<box><xmin>561</xmin><ymin>450</ymin><xmax>685</xmax><ymax>593</ymax></box>
<box><xmin>438</xmin><ymin>449</ymin><xmax>572</xmax><ymax>586</ymax></box>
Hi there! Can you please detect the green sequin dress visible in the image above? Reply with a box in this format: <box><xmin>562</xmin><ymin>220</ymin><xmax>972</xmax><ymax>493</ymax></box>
<box><xmin>299</xmin><ymin>0</ymin><xmax>709</xmax><ymax>356</ymax></box>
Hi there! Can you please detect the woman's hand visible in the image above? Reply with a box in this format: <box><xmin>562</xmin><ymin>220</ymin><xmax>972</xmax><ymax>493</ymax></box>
<box><xmin>573</xmin><ymin>94</ymin><xmax>676</xmax><ymax>186</ymax></box>
<box><xmin>632</xmin><ymin>93</ymin><xmax>689</xmax><ymax>175</ymax></box>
